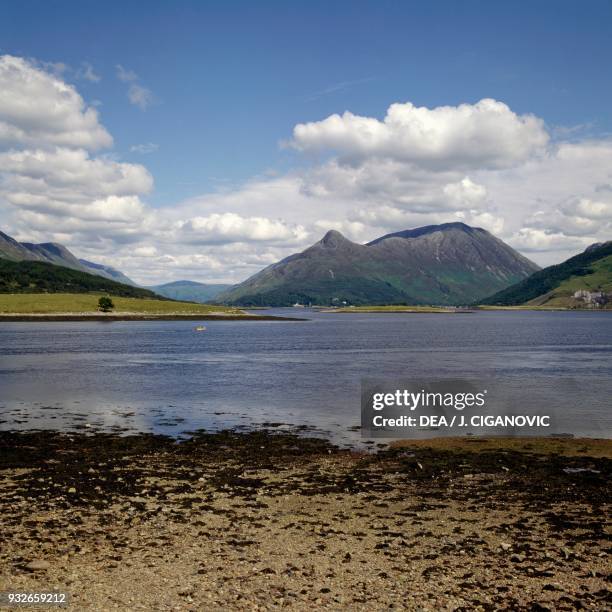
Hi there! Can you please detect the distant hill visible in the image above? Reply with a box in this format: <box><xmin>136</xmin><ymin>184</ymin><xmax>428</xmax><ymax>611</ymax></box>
<box><xmin>0</xmin><ymin>229</ymin><xmax>136</xmax><ymax>285</ymax></box>
<box><xmin>147</xmin><ymin>280</ymin><xmax>232</xmax><ymax>303</ymax></box>
<box><xmin>216</xmin><ymin>222</ymin><xmax>539</xmax><ymax>306</ymax></box>
<box><xmin>480</xmin><ymin>241</ymin><xmax>612</xmax><ymax>307</ymax></box>
<box><xmin>0</xmin><ymin>259</ymin><xmax>159</xmax><ymax>298</ymax></box>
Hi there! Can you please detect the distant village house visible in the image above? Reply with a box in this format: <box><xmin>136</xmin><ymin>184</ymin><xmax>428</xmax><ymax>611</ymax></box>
<box><xmin>572</xmin><ymin>289</ymin><xmax>609</xmax><ymax>307</ymax></box>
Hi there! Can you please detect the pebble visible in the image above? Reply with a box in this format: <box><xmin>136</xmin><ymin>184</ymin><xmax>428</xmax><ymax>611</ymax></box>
<box><xmin>25</xmin><ymin>559</ymin><xmax>50</xmax><ymax>571</ymax></box>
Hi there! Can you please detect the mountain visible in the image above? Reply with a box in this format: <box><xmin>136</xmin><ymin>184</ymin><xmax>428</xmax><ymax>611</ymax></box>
<box><xmin>79</xmin><ymin>259</ymin><xmax>136</xmax><ymax>286</ymax></box>
<box><xmin>0</xmin><ymin>230</ymin><xmax>38</xmax><ymax>261</ymax></box>
<box><xmin>147</xmin><ymin>280</ymin><xmax>232</xmax><ymax>303</ymax></box>
<box><xmin>0</xmin><ymin>230</ymin><xmax>136</xmax><ymax>285</ymax></box>
<box><xmin>480</xmin><ymin>241</ymin><xmax>612</xmax><ymax>307</ymax></box>
<box><xmin>215</xmin><ymin>222</ymin><xmax>539</xmax><ymax>306</ymax></box>
<box><xmin>0</xmin><ymin>259</ymin><xmax>159</xmax><ymax>298</ymax></box>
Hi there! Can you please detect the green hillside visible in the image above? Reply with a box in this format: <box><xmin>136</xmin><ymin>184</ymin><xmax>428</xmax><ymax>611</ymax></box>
<box><xmin>480</xmin><ymin>242</ymin><xmax>612</xmax><ymax>306</ymax></box>
<box><xmin>0</xmin><ymin>259</ymin><xmax>159</xmax><ymax>298</ymax></box>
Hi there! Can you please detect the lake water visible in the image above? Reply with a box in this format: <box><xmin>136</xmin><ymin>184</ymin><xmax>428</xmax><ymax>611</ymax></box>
<box><xmin>1</xmin><ymin>309</ymin><xmax>611</xmax><ymax>447</ymax></box>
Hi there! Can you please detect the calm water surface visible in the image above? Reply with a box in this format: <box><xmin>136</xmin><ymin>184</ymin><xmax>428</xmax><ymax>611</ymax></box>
<box><xmin>0</xmin><ymin>309</ymin><xmax>610</xmax><ymax>446</ymax></box>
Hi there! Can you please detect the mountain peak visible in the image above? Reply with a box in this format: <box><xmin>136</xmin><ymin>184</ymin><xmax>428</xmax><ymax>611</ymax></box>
<box><xmin>319</xmin><ymin>229</ymin><xmax>352</xmax><ymax>247</ymax></box>
<box><xmin>32</xmin><ymin>242</ymin><xmax>73</xmax><ymax>256</ymax></box>
<box><xmin>0</xmin><ymin>230</ymin><xmax>20</xmax><ymax>243</ymax></box>
<box><xmin>585</xmin><ymin>240</ymin><xmax>611</xmax><ymax>254</ymax></box>
<box><xmin>217</xmin><ymin>221</ymin><xmax>538</xmax><ymax>306</ymax></box>
<box><xmin>367</xmin><ymin>222</ymin><xmax>482</xmax><ymax>246</ymax></box>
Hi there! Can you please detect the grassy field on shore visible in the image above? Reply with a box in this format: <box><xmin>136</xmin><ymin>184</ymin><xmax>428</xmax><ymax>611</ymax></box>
<box><xmin>0</xmin><ymin>293</ymin><xmax>242</xmax><ymax>315</ymax></box>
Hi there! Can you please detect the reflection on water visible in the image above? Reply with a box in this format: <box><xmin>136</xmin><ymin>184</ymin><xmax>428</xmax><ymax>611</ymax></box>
<box><xmin>0</xmin><ymin>309</ymin><xmax>611</xmax><ymax>446</ymax></box>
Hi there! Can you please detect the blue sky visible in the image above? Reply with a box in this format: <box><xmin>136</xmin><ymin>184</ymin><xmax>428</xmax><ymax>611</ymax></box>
<box><xmin>1</xmin><ymin>1</ymin><xmax>611</xmax><ymax>282</ymax></box>
<box><xmin>3</xmin><ymin>0</ymin><xmax>611</xmax><ymax>202</ymax></box>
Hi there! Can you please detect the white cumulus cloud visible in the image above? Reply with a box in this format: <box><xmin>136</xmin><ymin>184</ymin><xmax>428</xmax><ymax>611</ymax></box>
<box><xmin>292</xmin><ymin>98</ymin><xmax>549</xmax><ymax>170</ymax></box>
<box><xmin>179</xmin><ymin>212</ymin><xmax>309</xmax><ymax>245</ymax></box>
<box><xmin>443</xmin><ymin>177</ymin><xmax>487</xmax><ymax>209</ymax></box>
<box><xmin>508</xmin><ymin>228</ymin><xmax>592</xmax><ymax>253</ymax></box>
<box><xmin>567</xmin><ymin>197</ymin><xmax>612</xmax><ymax>220</ymax></box>
<box><xmin>0</xmin><ymin>55</ymin><xmax>112</xmax><ymax>150</ymax></box>
<box><xmin>0</xmin><ymin>56</ymin><xmax>153</xmax><ymax>244</ymax></box>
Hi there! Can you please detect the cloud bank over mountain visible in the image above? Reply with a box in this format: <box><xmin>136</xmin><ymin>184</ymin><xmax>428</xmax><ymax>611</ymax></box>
<box><xmin>1</xmin><ymin>54</ymin><xmax>611</xmax><ymax>284</ymax></box>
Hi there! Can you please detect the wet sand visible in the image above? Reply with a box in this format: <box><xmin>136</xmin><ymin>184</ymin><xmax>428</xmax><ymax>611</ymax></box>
<box><xmin>0</xmin><ymin>431</ymin><xmax>610</xmax><ymax>610</ymax></box>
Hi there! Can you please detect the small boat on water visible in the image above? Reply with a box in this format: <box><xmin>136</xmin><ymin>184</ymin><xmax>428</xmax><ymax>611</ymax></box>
<box><xmin>195</xmin><ymin>326</ymin><xmax>206</xmax><ymax>332</ymax></box>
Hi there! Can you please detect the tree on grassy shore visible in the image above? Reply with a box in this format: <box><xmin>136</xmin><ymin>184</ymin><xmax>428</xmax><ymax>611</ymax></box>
<box><xmin>98</xmin><ymin>296</ymin><xmax>115</xmax><ymax>312</ymax></box>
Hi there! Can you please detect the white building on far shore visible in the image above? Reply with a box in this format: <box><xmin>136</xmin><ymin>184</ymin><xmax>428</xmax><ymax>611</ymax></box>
<box><xmin>573</xmin><ymin>290</ymin><xmax>609</xmax><ymax>307</ymax></box>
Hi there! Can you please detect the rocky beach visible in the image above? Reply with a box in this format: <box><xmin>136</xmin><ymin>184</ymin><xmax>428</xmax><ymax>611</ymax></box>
<box><xmin>0</xmin><ymin>431</ymin><xmax>610</xmax><ymax>610</ymax></box>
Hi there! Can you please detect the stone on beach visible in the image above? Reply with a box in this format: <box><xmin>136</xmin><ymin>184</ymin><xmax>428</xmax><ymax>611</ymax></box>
<box><xmin>25</xmin><ymin>559</ymin><xmax>50</xmax><ymax>571</ymax></box>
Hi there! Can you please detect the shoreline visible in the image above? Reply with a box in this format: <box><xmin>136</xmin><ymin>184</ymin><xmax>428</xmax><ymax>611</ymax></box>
<box><xmin>326</xmin><ymin>308</ymin><xmax>474</xmax><ymax>314</ymax></box>
<box><xmin>0</xmin><ymin>313</ymin><xmax>306</xmax><ymax>322</ymax></box>
<box><xmin>327</xmin><ymin>306</ymin><xmax>612</xmax><ymax>313</ymax></box>
<box><xmin>1</xmin><ymin>430</ymin><xmax>609</xmax><ymax>609</ymax></box>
